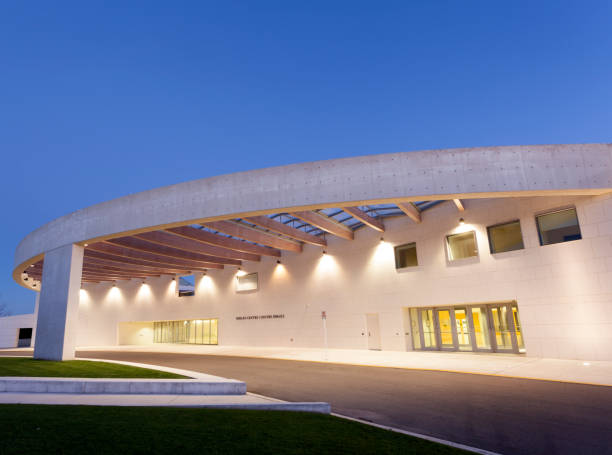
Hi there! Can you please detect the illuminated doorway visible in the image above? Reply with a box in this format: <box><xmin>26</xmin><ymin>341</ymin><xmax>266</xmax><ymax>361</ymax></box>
<box><xmin>407</xmin><ymin>302</ymin><xmax>524</xmax><ymax>354</ymax></box>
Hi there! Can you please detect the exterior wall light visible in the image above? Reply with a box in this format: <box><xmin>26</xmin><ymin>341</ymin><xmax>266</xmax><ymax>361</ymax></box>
<box><xmin>30</xmin><ymin>264</ymin><xmax>35</xmax><ymax>268</ymax></box>
<box><xmin>277</xmin><ymin>260</ymin><xmax>281</xmax><ymax>264</ymax></box>
<box><xmin>322</xmin><ymin>250</ymin><xmax>327</xmax><ymax>255</ymax></box>
<box><xmin>84</xmin><ymin>243</ymin><xmax>88</xmax><ymax>247</ymax></box>
<box><xmin>459</xmin><ymin>218</ymin><xmax>465</xmax><ymax>226</ymax></box>
<box><xmin>380</xmin><ymin>237</ymin><xmax>385</xmax><ymax>243</ymax></box>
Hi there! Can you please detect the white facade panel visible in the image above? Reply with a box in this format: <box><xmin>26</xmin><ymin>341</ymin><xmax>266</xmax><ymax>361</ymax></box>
<box><xmin>60</xmin><ymin>194</ymin><xmax>612</xmax><ymax>361</ymax></box>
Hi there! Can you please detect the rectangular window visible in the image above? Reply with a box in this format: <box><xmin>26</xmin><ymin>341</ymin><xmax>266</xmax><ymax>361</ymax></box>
<box><xmin>178</xmin><ymin>274</ymin><xmax>195</xmax><ymax>297</ymax></box>
<box><xmin>17</xmin><ymin>328</ymin><xmax>32</xmax><ymax>348</ymax></box>
<box><xmin>446</xmin><ymin>231</ymin><xmax>478</xmax><ymax>261</ymax></box>
<box><xmin>394</xmin><ymin>243</ymin><xmax>418</xmax><ymax>269</ymax></box>
<box><xmin>536</xmin><ymin>208</ymin><xmax>582</xmax><ymax>246</ymax></box>
<box><xmin>153</xmin><ymin>319</ymin><xmax>218</xmax><ymax>345</ymax></box>
<box><xmin>236</xmin><ymin>272</ymin><xmax>258</xmax><ymax>293</ymax></box>
<box><xmin>487</xmin><ymin>220</ymin><xmax>524</xmax><ymax>254</ymax></box>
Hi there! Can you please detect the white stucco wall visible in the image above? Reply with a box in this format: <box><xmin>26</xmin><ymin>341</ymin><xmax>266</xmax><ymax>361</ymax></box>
<box><xmin>71</xmin><ymin>194</ymin><xmax>612</xmax><ymax>361</ymax></box>
<box><xmin>0</xmin><ymin>314</ymin><xmax>36</xmax><ymax>348</ymax></box>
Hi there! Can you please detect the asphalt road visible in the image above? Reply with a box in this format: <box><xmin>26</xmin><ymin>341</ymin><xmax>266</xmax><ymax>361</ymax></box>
<box><xmin>3</xmin><ymin>349</ymin><xmax>612</xmax><ymax>454</ymax></box>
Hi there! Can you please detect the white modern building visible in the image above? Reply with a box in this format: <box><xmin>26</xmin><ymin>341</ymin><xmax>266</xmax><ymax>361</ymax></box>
<box><xmin>6</xmin><ymin>144</ymin><xmax>612</xmax><ymax>361</ymax></box>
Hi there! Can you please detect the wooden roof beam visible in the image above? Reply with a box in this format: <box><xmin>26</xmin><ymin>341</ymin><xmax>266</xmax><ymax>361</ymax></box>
<box><xmin>106</xmin><ymin>237</ymin><xmax>241</xmax><ymax>266</ymax></box>
<box><xmin>396</xmin><ymin>202</ymin><xmax>422</xmax><ymax>223</ymax></box>
<box><xmin>342</xmin><ymin>207</ymin><xmax>385</xmax><ymax>232</ymax></box>
<box><xmin>243</xmin><ymin>216</ymin><xmax>327</xmax><ymax>247</ymax></box>
<box><xmin>82</xmin><ymin>264</ymin><xmax>184</xmax><ymax>277</ymax></box>
<box><xmin>135</xmin><ymin>230</ymin><xmax>260</xmax><ymax>262</ymax></box>
<box><xmin>166</xmin><ymin>226</ymin><xmax>281</xmax><ymax>257</ymax></box>
<box><xmin>453</xmin><ymin>199</ymin><xmax>465</xmax><ymax>211</ymax></box>
<box><xmin>203</xmin><ymin>221</ymin><xmax>302</xmax><ymax>253</ymax></box>
<box><xmin>84</xmin><ymin>249</ymin><xmax>207</xmax><ymax>272</ymax></box>
<box><xmin>84</xmin><ymin>256</ymin><xmax>191</xmax><ymax>275</ymax></box>
<box><xmin>289</xmin><ymin>211</ymin><xmax>354</xmax><ymax>240</ymax></box>
<box><xmin>86</xmin><ymin>242</ymin><xmax>222</xmax><ymax>270</ymax></box>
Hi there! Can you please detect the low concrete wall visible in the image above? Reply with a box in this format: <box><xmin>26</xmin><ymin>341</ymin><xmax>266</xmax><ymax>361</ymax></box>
<box><xmin>0</xmin><ymin>377</ymin><xmax>247</xmax><ymax>395</ymax></box>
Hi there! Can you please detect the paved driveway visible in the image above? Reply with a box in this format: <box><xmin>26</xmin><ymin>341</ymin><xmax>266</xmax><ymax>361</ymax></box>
<box><xmin>65</xmin><ymin>350</ymin><xmax>612</xmax><ymax>455</ymax></box>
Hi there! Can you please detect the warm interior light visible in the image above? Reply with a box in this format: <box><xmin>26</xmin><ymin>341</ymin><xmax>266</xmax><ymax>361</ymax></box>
<box><xmin>459</xmin><ymin>218</ymin><xmax>465</xmax><ymax>226</ymax></box>
<box><xmin>236</xmin><ymin>268</ymin><xmax>247</xmax><ymax>277</ymax></box>
<box><xmin>380</xmin><ymin>237</ymin><xmax>385</xmax><ymax>243</ymax></box>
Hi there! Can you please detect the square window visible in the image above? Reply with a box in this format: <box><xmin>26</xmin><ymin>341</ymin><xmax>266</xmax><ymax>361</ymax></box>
<box><xmin>236</xmin><ymin>272</ymin><xmax>258</xmax><ymax>293</ymax></box>
<box><xmin>178</xmin><ymin>274</ymin><xmax>195</xmax><ymax>297</ymax></box>
<box><xmin>446</xmin><ymin>231</ymin><xmax>478</xmax><ymax>261</ymax></box>
<box><xmin>536</xmin><ymin>208</ymin><xmax>582</xmax><ymax>246</ymax></box>
<box><xmin>394</xmin><ymin>243</ymin><xmax>418</xmax><ymax>268</ymax></box>
<box><xmin>487</xmin><ymin>220</ymin><xmax>524</xmax><ymax>254</ymax></box>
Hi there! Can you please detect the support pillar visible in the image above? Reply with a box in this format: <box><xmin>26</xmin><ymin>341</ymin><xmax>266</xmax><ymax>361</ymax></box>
<box><xmin>33</xmin><ymin>244</ymin><xmax>84</xmax><ymax>360</ymax></box>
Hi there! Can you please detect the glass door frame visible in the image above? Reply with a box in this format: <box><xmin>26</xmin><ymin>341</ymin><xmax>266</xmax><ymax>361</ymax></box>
<box><xmin>488</xmin><ymin>302</ymin><xmax>520</xmax><ymax>353</ymax></box>
<box><xmin>435</xmin><ymin>308</ymin><xmax>458</xmax><ymax>351</ymax></box>
<box><xmin>408</xmin><ymin>301</ymin><xmax>523</xmax><ymax>354</ymax></box>
<box><xmin>416</xmin><ymin>308</ymin><xmax>438</xmax><ymax>351</ymax></box>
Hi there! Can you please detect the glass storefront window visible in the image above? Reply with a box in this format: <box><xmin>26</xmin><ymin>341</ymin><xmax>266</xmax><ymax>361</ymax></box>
<box><xmin>536</xmin><ymin>208</ymin><xmax>582</xmax><ymax>246</ymax></box>
<box><xmin>437</xmin><ymin>310</ymin><xmax>454</xmax><ymax>347</ymax></box>
<box><xmin>446</xmin><ymin>231</ymin><xmax>478</xmax><ymax>261</ymax></box>
<box><xmin>408</xmin><ymin>303</ymin><xmax>524</xmax><ymax>354</ymax></box>
<box><xmin>409</xmin><ymin>308</ymin><xmax>421</xmax><ymax>349</ymax></box>
<box><xmin>471</xmin><ymin>307</ymin><xmax>491</xmax><ymax>349</ymax></box>
<box><xmin>487</xmin><ymin>220</ymin><xmax>524</xmax><ymax>254</ymax></box>
<box><xmin>454</xmin><ymin>308</ymin><xmax>471</xmax><ymax>351</ymax></box>
<box><xmin>421</xmin><ymin>310</ymin><xmax>437</xmax><ymax>348</ymax></box>
<box><xmin>394</xmin><ymin>243</ymin><xmax>418</xmax><ymax>268</ymax></box>
<box><xmin>491</xmin><ymin>306</ymin><xmax>512</xmax><ymax>350</ymax></box>
<box><xmin>154</xmin><ymin>319</ymin><xmax>218</xmax><ymax>345</ymax></box>
<box><xmin>512</xmin><ymin>304</ymin><xmax>525</xmax><ymax>353</ymax></box>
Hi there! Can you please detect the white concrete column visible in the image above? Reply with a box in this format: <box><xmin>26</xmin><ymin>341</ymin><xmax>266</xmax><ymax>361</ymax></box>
<box><xmin>31</xmin><ymin>292</ymin><xmax>40</xmax><ymax>347</ymax></box>
<box><xmin>33</xmin><ymin>244</ymin><xmax>84</xmax><ymax>360</ymax></box>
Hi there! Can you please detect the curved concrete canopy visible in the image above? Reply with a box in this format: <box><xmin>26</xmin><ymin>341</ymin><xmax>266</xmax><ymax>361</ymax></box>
<box><xmin>14</xmin><ymin>143</ymin><xmax>612</xmax><ymax>287</ymax></box>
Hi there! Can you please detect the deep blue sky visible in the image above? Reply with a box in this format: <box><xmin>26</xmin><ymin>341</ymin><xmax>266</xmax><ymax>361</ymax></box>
<box><xmin>1</xmin><ymin>1</ymin><xmax>611</xmax><ymax>314</ymax></box>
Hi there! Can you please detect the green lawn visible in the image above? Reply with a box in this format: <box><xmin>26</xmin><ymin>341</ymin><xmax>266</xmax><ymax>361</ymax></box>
<box><xmin>0</xmin><ymin>405</ymin><xmax>466</xmax><ymax>454</ymax></box>
<box><xmin>0</xmin><ymin>357</ymin><xmax>187</xmax><ymax>378</ymax></box>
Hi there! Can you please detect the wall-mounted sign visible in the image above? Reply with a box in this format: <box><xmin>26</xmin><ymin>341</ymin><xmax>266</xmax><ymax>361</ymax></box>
<box><xmin>235</xmin><ymin>314</ymin><xmax>285</xmax><ymax>321</ymax></box>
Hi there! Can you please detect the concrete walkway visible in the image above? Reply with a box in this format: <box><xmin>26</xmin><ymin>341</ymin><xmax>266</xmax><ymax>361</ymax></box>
<box><xmin>65</xmin><ymin>344</ymin><xmax>612</xmax><ymax>387</ymax></box>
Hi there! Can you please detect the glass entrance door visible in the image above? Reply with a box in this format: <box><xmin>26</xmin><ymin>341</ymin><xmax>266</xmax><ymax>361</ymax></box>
<box><xmin>436</xmin><ymin>309</ymin><xmax>455</xmax><ymax>350</ymax></box>
<box><xmin>489</xmin><ymin>304</ymin><xmax>516</xmax><ymax>352</ymax></box>
<box><xmin>454</xmin><ymin>308</ymin><xmax>472</xmax><ymax>351</ymax></box>
<box><xmin>407</xmin><ymin>302</ymin><xmax>524</xmax><ymax>354</ymax></box>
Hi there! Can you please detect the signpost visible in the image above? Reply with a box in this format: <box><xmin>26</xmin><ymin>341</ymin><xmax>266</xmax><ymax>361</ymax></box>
<box><xmin>322</xmin><ymin>311</ymin><xmax>328</xmax><ymax>361</ymax></box>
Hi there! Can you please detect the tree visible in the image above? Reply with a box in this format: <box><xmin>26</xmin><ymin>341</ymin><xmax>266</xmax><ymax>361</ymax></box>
<box><xmin>0</xmin><ymin>292</ymin><xmax>11</xmax><ymax>317</ymax></box>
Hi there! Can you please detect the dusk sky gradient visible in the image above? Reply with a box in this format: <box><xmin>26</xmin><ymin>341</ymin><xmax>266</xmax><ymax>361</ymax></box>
<box><xmin>1</xmin><ymin>1</ymin><xmax>611</xmax><ymax>314</ymax></box>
